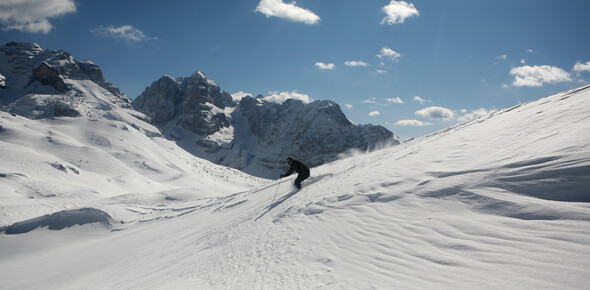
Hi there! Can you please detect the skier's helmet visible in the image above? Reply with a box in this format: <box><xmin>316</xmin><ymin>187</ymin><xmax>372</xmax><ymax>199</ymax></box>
<box><xmin>286</xmin><ymin>156</ymin><xmax>293</xmax><ymax>163</ymax></box>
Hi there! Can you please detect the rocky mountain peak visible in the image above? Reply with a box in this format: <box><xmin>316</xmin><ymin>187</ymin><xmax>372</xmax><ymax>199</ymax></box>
<box><xmin>0</xmin><ymin>42</ymin><xmax>131</xmax><ymax>119</ymax></box>
<box><xmin>132</xmin><ymin>71</ymin><xmax>234</xmax><ymax>134</ymax></box>
<box><xmin>133</xmin><ymin>71</ymin><xmax>400</xmax><ymax>178</ymax></box>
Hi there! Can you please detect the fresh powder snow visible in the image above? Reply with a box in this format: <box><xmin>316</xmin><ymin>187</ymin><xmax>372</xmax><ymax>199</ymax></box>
<box><xmin>1</xmin><ymin>85</ymin><xmax>590</xmax><ymax>288</ymax></box>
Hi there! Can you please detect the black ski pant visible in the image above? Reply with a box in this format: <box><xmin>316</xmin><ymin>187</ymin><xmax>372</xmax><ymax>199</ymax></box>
<box><xmin>294</xmin><ymin>171</ymin><xmax>310</xmax><ymax>189</ymax></box>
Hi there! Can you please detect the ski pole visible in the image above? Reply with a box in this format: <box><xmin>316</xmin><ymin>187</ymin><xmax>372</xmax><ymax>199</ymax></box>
<box><xmin>272</xmin><ymin>177</ymin><xmax>282</xmax><ymax>203</ymax></box>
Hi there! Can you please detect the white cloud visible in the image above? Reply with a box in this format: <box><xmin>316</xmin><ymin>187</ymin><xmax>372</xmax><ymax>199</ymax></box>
<box><xmin>264</xmin><ymin>90</ymin><xmax>312</xmax><ymax>104</ymax></box>
<box><xmin>510</xmin><ymin>65</ymin><xmax>572</xmax><ymax>87</ymax></box>
<box><xmin>457</xmin><ymin>108</ymin><xmax>492</xmax><ymax>122</ymax></box>
<box><xmin>415</xmin><ymin>106</ymin><xmax>454</xmax><ymax>120</ymax></box>
<box><xmin>231</xmin><ymin>91</ymin><xmax>251</xmax><ymax>102</ymax></box>
<box><xmin>495</xmin><ymin>54</ymin><xmax>508</xmax><ymax>61</ymax></box>
<box><xmin>413</xmin><ymin>96</ymin><xmax>428</xmax><ymax>104</ymax></box>
<box><xmin>573</xmin><ymin>60</ymin><xmax>590</xmax><ymax>72</ymax></box>
<box><xmin>526</xmin><ymin>49</ymin><xmax>535</xmax><ymax>53</ymax></box>
<box><xmin>0</xmin><ymin>0</ymin><xmax>76</xmax><ymax>34</ymax></box>
<box><xmin>344</xmin><ymin>104</ymin><xmax>353</xmax><ymax>109</ymax></box>
<box><xmin>520</xmin><ymin>59</ymin><xmax>526</xmax><ymax>64</ymax></box>
<box><xmin>315</xmin><ymin>62</ymin><xmax>335</xmax><ymax>70</ymax></box>
<box><xmin>255</xmin><ymin>0</ymin><xmax>320</xmax><ymax>25</ymax></box>
<box><xmin>381</xmin><ymin>1</ymin><xmax>419</xmax><ymax>25</ymax></box>
<box><xmin>369</xmin><ymin>111</ymin><xmax>380</xmax><ymax>116</ymax></box>
<box><xmin>377</xmin><ymin>47</ymin><xmax>402</xmax><ymax>63</ymax></box>
<box><xmin>361</xmin><ymin>97</ymin><xmax>377</xmax><ymax>104</ymax></box>
<box><xmin>394</xmin><ymin>119</ymin><xmax>431</xmax><ymax>126</ymax></box>
<box><xmin>92</xmin><ymin>25</ymin><xmax>156</xmax><ymax>42</ymax></box>
<box><xmin>386</xmin><ymin>97</ymin><xmax>404</xmax><ymax>104</ymax></box>
<box><xmin>345</xmin><ymin>60</ymin><xmax>370</xmax><ymax>67</ymax></box>
<box><xmin>376</xmin><ymin>69</ymin><xmax>387</xmax><ymax>74</ymax></box>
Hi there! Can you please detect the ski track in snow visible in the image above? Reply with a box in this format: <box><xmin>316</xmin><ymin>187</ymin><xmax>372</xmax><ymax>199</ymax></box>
<box><xmin>1</xmin><ymin>86</ymin><xmax>590</xmax><ymax>288</ymax></box>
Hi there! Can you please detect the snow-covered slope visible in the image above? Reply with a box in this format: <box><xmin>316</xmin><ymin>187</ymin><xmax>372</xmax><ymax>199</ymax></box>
<box><xmin>1</xmin><ymin>84</ymin><xmax>589</xmax><ymax>288</ymax></box>
<box><xmin>0</xmin><ymin>42</ymin><xmax>266</xmax><ymax>227</ymax></box>
<box><xmin>0</xmin><ymin>110</ymin><xmax>265</xmax><ymax>227</ymax></box>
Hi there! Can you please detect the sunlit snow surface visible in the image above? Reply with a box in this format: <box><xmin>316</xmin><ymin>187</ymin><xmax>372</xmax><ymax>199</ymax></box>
<box><xmin>1</xmin><ymin>86</ymin><xmax>590</xmax><ymax>289</ymax></box>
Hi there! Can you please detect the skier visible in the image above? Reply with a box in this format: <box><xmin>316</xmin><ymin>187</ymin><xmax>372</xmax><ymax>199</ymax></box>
<box><xmin>280</xmin><ymin>156</ymin><xmax>310</xmax><ymax>190</ymax></box>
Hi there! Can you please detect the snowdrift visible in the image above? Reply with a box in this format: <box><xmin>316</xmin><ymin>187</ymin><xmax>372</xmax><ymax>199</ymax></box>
<box><xmin>2</xmin><ymin>208</ymin><xmax>112</xmax><ymax>234</ymax></box>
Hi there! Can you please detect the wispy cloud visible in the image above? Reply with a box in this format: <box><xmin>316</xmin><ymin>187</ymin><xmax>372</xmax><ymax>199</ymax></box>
<box><xmin>315</xmin><ymin>62</ymin><xmax>335</xmax><ymax>70</ymax></box>
<box><xmin>231</xmin><ymin>91</ymin><xmax>252</xmax><ymax>102</ymax></box>
<box><xmin>510</xmin><ymin>65</ymin><xmax>571</xmax><ymax>87</ymax></box>
<box><xmin>413</xmin><ymin>96</ymin><xmax>429</xmax><ymax>104</ymax></box>
<box><xmin>344</xmin><ymin>104</ymin><xmax>354</xmax><ymax>109</ymax></box>
<box><xmin>361</xmin><ymin>97</ymin><xmax>377</xmax><ymax>104</ymax></box>
<box><xmin>0</xmin><ymin>0</ymin><xmax>76</xmax><ymax>34</ymax></box>
<box><xmin>264</xmin><ymin>90</ymin><xmax>312</xmax><ymax>104</ymax></box>
<box><xmin>386</xmin><ymin>97</ymin><xmax>404</xmax><ymax>104</ymax></box>
<box><xmin>415</xmin><ymin>106</ymin><xmax>454</xmax><ymax>120</ymax></box>
<box><xmin>345</xmin><ymin>60</ymin><xmax>370</xmax><ymax>67</ymax></box>
<box><xmin>92</xmin><ymin>25</ymin><xmax>156</xmax><ymax>42</ymax></box>
<box><xmin>377</xmin><ymin>47</ymin><xmax>402</xmax><ymax>63</ymax></box>
<box><xmin>369</xmin><ymin>111</ymin><xmax>380</xmax><ymax>117</ymax></box>
<box><xmin>381</xmin><ymin>0</ymin><xmax>419</xmax><ymax>25</ymax></box>
<box><xmin>255</xmin><ymin>0</ymin><xmax>320</xmax><ymax>25</ymax></box>
<box><xmin>394</xmin><ymin>119</ymin><xmax>431</xmax><ymax>126</ymax></box>
<box><xmin>573</xmin><ymin>60</ymin><xmax>590</xmax><ymax>72</ymax></box>
<box><xmin>495</xmin><ymin>54</ymin><xmax>508</xmax><ymax>61</ymax></box>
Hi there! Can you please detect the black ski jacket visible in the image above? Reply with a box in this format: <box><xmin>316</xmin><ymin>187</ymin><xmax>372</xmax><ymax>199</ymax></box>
<box><xmin>283</xmin><ymin>159</ymin><xmax>310</xmax><ymax>177</ymax></box>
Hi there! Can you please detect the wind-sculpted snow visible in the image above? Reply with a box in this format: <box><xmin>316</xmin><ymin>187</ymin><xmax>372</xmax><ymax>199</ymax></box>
<box><xmin>2</xmin><ymin>208</ymin><xmax>112</xmax><ymax>234</ymax></box>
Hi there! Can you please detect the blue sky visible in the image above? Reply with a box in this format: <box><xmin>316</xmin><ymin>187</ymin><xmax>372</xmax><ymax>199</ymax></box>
<box><xmin>1</xmin><ymin>0</ymin><xmax>589</xmax><ymax>139</ymax></box>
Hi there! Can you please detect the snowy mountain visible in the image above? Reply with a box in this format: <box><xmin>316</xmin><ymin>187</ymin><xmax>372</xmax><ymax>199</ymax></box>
<box><xmin>133</xmin><ymin>72</ymin><xmax>399</xmax><ymax>178</ymax></box>
<box><xmin>1</xmin><ymin>82</ymin><xmax>589</xmax><ymax>288</ymax></box>
<box><xmin>0</xmin><ymin>42</ymin><xmax>266</xmax><ymax>226</ymax></box>
<box><xmin>0</xmin><ymin>42</ymin><xmax>131</xmax><ymax>120</ymax></box>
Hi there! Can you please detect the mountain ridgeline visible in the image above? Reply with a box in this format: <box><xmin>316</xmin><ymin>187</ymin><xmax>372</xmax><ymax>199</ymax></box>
<box><xmin>132</xmin><ymin>72</ymin><xmax>399</xmax><ymax>178</ymax></box>
<box><xmin>0</xmin><ymin>42</ymin><xmax>399</xmax><ymax>178</ymax></box>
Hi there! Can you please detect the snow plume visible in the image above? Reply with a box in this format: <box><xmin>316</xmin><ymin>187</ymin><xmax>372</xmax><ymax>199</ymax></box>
<box><xmin>457</xmin><ymin>108</ymin><xmax>492</xmax><ymax>122</ymax></box>
<box><xmin>92</xmin><ymin>25</ymin><xmax>156</xmax><ymax>42</ymax></box>
<box><xmin>415</xmin><ymin>106</ymin><xmax>454</xmax><ymax>120</ymax></box>
<box><xmin>381</xmin><ymin>0</ymin><xmax>419</xmax><ymax>25</ymax></box>
<box><xmin>263</xmin><ymin>90</ymin><xmax>312</xmax><ymax>104</ymax></box>
<box><xmin>315</xmin><ymin>62</ymin><xmax>334</xmax><ymax>70</ymax></box>
<box><xmin>510</xmin><ymin>65</ymin><xmax>571</xmax><ymax>87</ymax></box>
<box><xmin>255</xmin><ymin>0</ymin><xmax>320</xmax><ymax>25</ymax></box>
<box><xmin>0</xmin><ymin>0</ymin><xmax>76</xmax><ymax>33</ymax></box>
